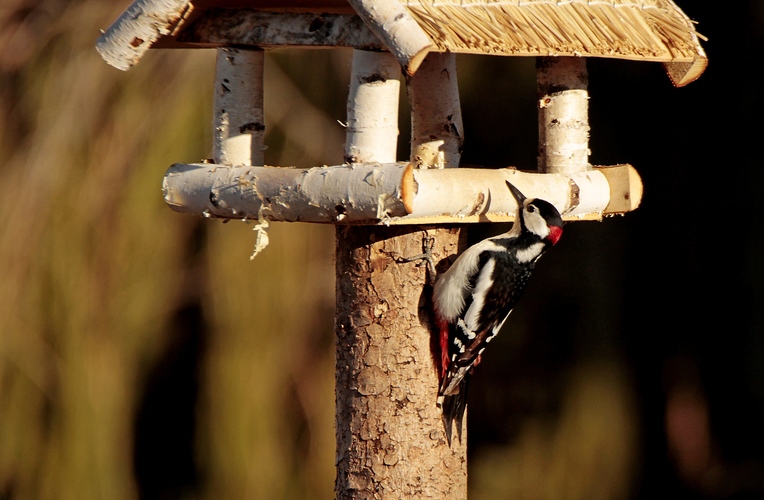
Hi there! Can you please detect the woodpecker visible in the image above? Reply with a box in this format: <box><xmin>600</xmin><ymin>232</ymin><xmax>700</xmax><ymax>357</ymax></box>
<box><xmin>433</xmin><ymin>181</ymin><xmax>563</xmax><ymax>444</ymax></box>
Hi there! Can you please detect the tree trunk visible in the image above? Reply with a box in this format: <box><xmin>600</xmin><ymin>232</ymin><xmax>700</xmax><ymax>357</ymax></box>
<box><xmin>335</xmin><ymin>50</ymin><xmax>467</xmax><ymax>499</ymax></box>
<box><xmin>335</xmin><ymin>225</ymin><xmax>466</xmax><ymax>498</ymax></box>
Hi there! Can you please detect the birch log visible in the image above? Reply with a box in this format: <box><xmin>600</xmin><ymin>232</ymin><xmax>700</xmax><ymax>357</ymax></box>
<box><xmin>96</xmin><ymin>0</ymin><xmax>191</xmax><ymax>71</ymax></box>
<box><xmin>537</xmin><ymin>57</ymin><xmax>590</xmax><ymax>174</ymax></box>
<box><xmin>178</xmin><ymin>11</ymin><xmax>383</xmax><ymax>50</ymax></box>
<box><xmin>345</xmin><ymin>51</ymin><xmax>401</xmax><ymax>164</ymax></box>
<box><xmin>213</xmin><ymin>48</ymin><xmax>265</xmax><ymax>166</ymax></box>
<box><xmin>162</xmin><ymin>163</ymin><xmax>641</xmax><ymax>223</ymax></box>
<box><xmin>346</xmin><ymin>0</ymin><xmax>433</xmax><ymax>75</ymax></box>
<box><xmin>408</xmin><ymin>53</ymin><xmax>464</xmax><ymax>169</ymax></box>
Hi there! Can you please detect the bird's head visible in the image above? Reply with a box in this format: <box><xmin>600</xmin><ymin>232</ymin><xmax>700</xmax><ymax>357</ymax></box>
<box><xmin>506</xmin><ymin>181</ymin><xmax>563</xmax><ymax>246</ymax></box>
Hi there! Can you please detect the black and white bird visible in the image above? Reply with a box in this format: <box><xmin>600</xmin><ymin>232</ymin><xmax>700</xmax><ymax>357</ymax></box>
<box><xmin>433</xmin><ymin>181</ymin><xmax>563</xmax><ymax>444</ymax></box>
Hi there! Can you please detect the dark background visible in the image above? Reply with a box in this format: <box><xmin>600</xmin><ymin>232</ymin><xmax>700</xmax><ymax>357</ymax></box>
<box><xmin>459</xmin><ymin>2</ymin><xmax>764</xmax><ymax>497</ymax></box>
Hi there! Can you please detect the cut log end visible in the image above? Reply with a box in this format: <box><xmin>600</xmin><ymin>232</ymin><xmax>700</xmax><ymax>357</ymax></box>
<box><xmin>400</xmin><ymin>163</ymin><xmax>416</xmax><ymax>214</ymax></box>
<box><xmin>597</xmin><ymin>165</ymin><xmax>643</xmax><ymax>214</ymax></box>
<box><xmin>405</xmin><ymin>46</ymin><xmax>433</xmax><ymax>76</ymax></box>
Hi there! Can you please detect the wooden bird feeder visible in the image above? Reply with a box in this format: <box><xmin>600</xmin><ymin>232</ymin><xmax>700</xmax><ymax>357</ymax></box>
<box><xmin>97</xmin><ymin>0</ymin><xmax>706</xmax><ymax>496</ymax></box>
<box><xmin>97</xmin><ymin>0</ymin><xmax>707</xmax><ymax>227</ymax></box>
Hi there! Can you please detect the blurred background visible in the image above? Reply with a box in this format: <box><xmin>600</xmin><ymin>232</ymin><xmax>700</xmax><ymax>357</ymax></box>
<box><xmin>1</xmin><ymin>1</ymin><xmax>762</xmax><ymax>498</ymax></box>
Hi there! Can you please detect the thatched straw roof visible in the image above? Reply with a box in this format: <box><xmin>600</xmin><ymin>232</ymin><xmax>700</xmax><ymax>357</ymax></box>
<box><xmin>97</xmin><ymin>0</ymin><xmax>706</xmax><ymax>85</ymax></box>
<box><xmin>404</xmin><ymin>0</ymin><xmax>706</xmax><ymax>85</ymax></box>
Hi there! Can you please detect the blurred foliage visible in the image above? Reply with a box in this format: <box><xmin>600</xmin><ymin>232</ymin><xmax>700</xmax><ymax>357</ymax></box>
<box><xmin>0</xmin><ymin>1</ymin><xmax>339</xmax><ymax>498</ymax></box>
<box><xmin>2</xmin><ymin>1</ymin><xmax>764</xmax><ymax>499</ymax></box>
<box><xmin>0</xmin><ymin>1</ymin><xmax>213</xmax><ymax>497</ymax></box>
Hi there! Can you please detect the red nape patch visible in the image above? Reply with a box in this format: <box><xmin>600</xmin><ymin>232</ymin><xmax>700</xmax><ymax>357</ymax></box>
<box><xmin>438</xmin><ymin>318</ymin><xmax>450</xmax><ymax>379</ymax></box>
<box><xmin>548</xmin><ymin>225</ymin><xmax>563</xmax><ymax>245</ymax></box>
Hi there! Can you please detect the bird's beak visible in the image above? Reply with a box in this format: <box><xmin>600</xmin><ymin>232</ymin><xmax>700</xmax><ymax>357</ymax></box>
<box><xmin>505</xmin><ymin>181</ymin><xmax>527</xmax><ymax>206</ymax></box>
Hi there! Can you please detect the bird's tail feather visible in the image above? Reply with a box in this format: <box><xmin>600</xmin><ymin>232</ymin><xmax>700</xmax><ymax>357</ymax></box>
<box><xmin>439</xmin><ymin>375</ymin><xmax>469</xmax><ymax>446</ymax></box>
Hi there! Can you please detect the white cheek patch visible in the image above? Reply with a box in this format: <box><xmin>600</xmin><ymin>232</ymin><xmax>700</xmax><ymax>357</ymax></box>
<box><xmin>524</xmin><ymin>208</ymin><xmax>551</xmax><ymax>239</ymax></box>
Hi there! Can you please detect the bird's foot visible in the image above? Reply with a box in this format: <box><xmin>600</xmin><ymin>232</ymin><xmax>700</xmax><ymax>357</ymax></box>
<box><xmin>395</xmin><ymin>235</ymin><xmax>437</xmax><ymax>281</ymax></box>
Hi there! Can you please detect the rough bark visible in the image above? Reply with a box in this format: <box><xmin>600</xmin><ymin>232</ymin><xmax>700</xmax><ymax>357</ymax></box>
<box><xmin>335</xmin><ymin>225</ymin><xmax>467</xmax><ymax>499</ymax></box>
<box><xmin>335</xmin><ymin>49</ymin><xmax>467</xmax><ymax>499</ymax></box>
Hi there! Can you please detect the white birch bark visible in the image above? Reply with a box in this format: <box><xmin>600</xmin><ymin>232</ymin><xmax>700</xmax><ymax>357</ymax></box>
<box><xmin>346</xmin><ymin>0</ymin><xmax>433</xmax><ymax>75</ymax></box>
<box><xmin>537</xmin><ymin>57</ymin><xmax>590</xmax><ymax>174</ymax></box>
<box><xmin>212</xmin><ymin>47</ymin><xmax>265</xmax><ymax>167</ymax></box>
<box><xmin>345</xmin><ymin>51</ymin><xmax>401</xmax><ymax>164</ymax></box>
<box><xmin>162</xmin><ymin>163</ymin><xmax>641</xmax><ymax>223</ymax></box>
<box><xmin>96</xmin><ymin>0</ymin><xmax>191</xmax><ymax>71</ymax></box>
<box><xmin>408</xmin><ymin>53</ymin><xmax>463</xmax><ymax>169</ymax></box>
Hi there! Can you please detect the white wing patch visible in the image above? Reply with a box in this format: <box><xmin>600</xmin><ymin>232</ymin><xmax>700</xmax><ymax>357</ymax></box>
<box><xmin>462</xmin><ymin>258</ymin><xmax>495</xmax><ymax>332</ymax></box>
<box><xmin>433</xmin><ymin>239</ymin><xmax>503</xmax><ymax>322</ymax></box>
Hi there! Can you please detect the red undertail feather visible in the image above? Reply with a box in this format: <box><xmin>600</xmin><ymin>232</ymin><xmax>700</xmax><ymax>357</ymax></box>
<box><xmin>437</xmin><ymin>316</ymin><xmax>450</xmax><ymax>379</ymax></box>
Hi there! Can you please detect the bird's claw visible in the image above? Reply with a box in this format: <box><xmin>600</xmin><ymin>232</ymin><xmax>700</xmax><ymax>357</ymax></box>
<box><xmin>395</xmin><ymin>235</ymin><xmax>437</xmax><ymax>279</ymax></box>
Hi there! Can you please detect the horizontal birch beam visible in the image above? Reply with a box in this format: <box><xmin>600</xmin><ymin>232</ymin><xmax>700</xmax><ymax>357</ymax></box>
<box><xmin>162</xmin><ymin>162</ymin><xmax>642</xmax><ymax>224</ymax></box>
<box><xmin>174</xmin><ymin>10</ymin><xmax>384</xmax><ymax>50</ymax></box>
<box><xmin>176</xmin><ymin>7</ymin><xmax>431</xmax><ymax>74</ymax></box>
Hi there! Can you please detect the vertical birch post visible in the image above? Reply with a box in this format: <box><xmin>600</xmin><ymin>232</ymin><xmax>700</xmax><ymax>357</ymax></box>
<box><xmin>408</xmin><ymin>53</ymin><xmax>464</xmax><ymax>169</ymax></box>
<box><xmin>343</xmin><ymin>50</ymin><xmax>399</xmax><ymax>165</ymax></box>
<box><xmin>335</xmin><ymin>50</ymin><xmax>466</xmax><ymax>499</ymax></box>
<box><xmin>213</xmin><ymin>47</ymin><xmax>265</xmax><ymax>166</ymax></box>
<box><xmin>212</xmin><ymin>47</ymin><xmax>270</xmax><ymax>256</ymax></box>
<box><xmin>537</xmin><ymin>57</ymin><xmax>589</xmax><ymax>174</ymax></box>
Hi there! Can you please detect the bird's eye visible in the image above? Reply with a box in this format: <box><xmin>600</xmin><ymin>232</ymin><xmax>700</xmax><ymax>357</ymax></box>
<box><xmin>527</xmin><ymin>204</ymin><xmax>536</xmax><ymax>213</ymax></box>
